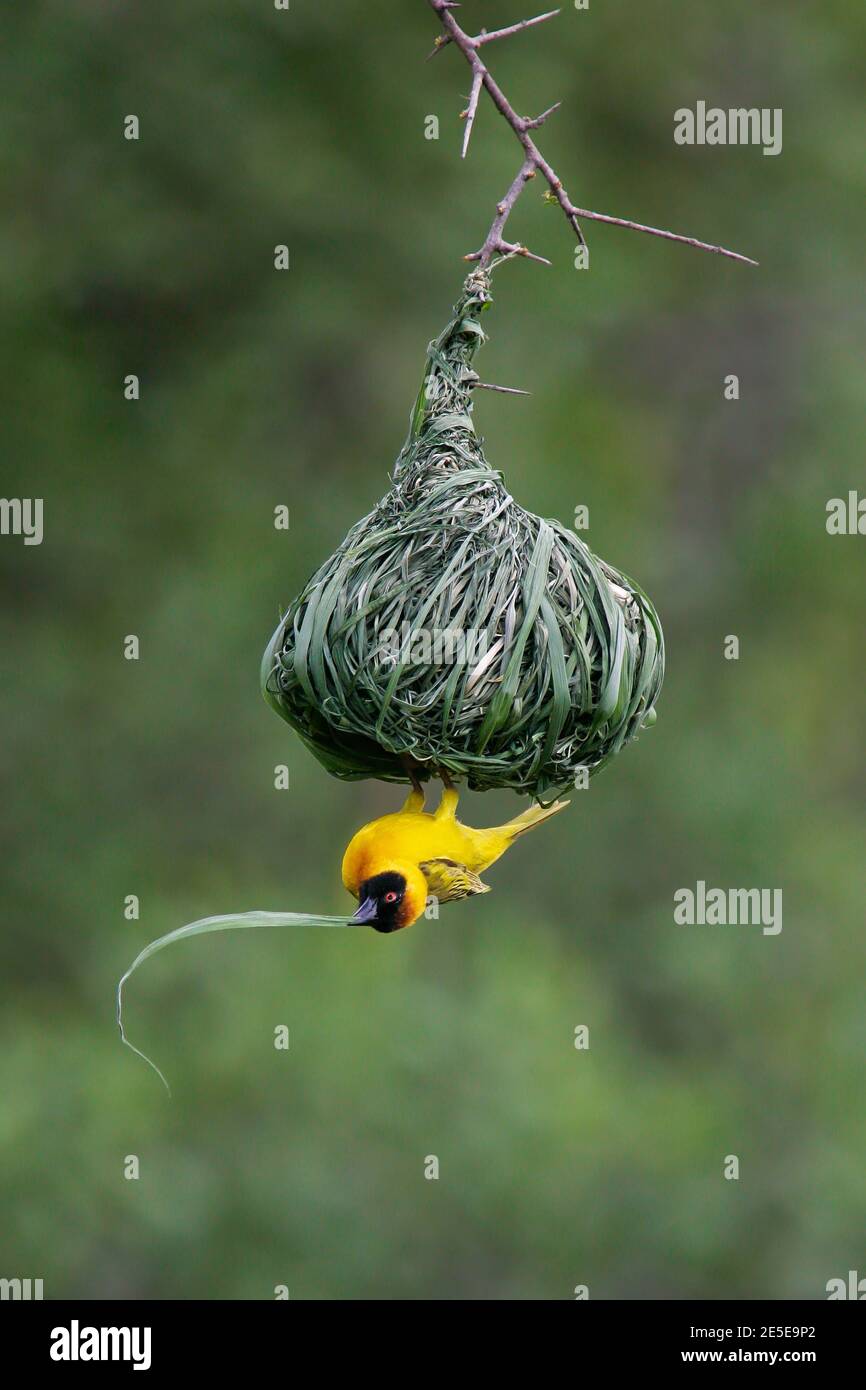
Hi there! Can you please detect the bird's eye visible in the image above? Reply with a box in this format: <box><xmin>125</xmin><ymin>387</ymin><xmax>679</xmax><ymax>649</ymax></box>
<box><xmin>384</xmin><ymin>891</ymin><xmax>399</xmax><ymax>904</ymax></box>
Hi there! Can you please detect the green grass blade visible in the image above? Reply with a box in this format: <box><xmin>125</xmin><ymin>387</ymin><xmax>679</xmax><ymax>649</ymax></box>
<box><xmin>117</xmin><ymin>910</ymin><xmax>356</xmax><ymax>1095</ymax></box>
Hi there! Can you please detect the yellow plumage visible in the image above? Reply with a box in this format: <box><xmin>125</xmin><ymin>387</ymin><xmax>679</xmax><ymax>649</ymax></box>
<box><xmin>342</xmin><ymin>780</ymin><xmax>569</xmax><ymax>932</ymax></box>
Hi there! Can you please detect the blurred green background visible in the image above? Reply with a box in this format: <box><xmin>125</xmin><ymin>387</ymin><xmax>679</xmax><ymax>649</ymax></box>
<box><xmin>2</xmin><ymin>0</ymin><xmax>865</xmax><ymax>1300</ymax></box>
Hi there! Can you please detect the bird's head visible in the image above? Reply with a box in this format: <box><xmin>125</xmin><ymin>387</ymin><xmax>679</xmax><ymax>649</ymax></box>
<box><xmin>351</xmin><ymin>863</ymin><xmax>428</xmax><ymax>933</ymax></box>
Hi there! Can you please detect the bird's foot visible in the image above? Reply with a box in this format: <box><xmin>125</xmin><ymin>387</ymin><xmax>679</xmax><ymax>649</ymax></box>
<box><xmin>433</xmin><ymin>768</ymin><xmax>459</xmax><ymax>820</ymax></box>
<box><xmin>400</xmin><ymin>760</ymin><xmax>426</xmax><ymax>813</ymax></box>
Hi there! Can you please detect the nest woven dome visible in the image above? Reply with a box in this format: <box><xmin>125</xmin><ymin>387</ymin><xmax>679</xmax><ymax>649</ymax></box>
<box><xmin>262</xmin><ymin>270</ymin><xmax>663</xmax><ymax>797</ymax></box>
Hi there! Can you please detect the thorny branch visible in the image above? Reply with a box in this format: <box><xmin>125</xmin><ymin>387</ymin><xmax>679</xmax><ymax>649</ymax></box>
<box><xmin>426</xmin><ymin>0</ymin><xmax>757</xmax><ymax>270</ymax></box>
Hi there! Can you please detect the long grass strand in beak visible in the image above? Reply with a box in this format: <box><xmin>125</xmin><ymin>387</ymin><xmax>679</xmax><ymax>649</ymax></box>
<box><xmin>117</xmin><ymin>909</ymin><xmax>356</xmax><ymax>1095</ymax></box>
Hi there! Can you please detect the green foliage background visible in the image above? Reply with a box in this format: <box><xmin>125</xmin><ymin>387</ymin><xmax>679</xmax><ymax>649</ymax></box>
<box><xmin>1</xmin><ymin>1</ymin><xmax>864</xmax><ymax>1299</ymax></box>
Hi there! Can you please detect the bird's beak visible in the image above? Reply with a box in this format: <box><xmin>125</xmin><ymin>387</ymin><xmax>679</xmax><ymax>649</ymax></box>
<box><xmin>351</xmin><ymin>897</ymin><xmax>379</xmax><ymax>925</ymax></box>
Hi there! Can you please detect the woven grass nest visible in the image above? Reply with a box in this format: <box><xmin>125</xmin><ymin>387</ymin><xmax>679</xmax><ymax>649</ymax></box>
<box><xmin>262</xmin><ymin>269</ymin><xmax>663</xmax><ymax>797</ymax></box>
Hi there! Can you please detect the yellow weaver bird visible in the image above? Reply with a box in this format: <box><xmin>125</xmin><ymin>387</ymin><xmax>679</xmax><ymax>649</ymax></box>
<box><xmin>342</xmin><ymin>776</ymin><xmax>569</xmax><ymax>933</ymax></box>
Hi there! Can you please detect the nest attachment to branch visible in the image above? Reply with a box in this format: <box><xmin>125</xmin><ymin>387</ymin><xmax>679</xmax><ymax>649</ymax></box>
<box><xmin>262</xmin><ymin>270</ymin><xmax>663</xmax><ymax>796</ymax></box>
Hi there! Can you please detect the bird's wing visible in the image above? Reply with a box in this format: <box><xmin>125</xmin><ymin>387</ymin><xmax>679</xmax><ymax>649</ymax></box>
<box><xmin>419</xmin><ymin>858</ymin><xmax>492</xmax><ymax>904</ymax></box>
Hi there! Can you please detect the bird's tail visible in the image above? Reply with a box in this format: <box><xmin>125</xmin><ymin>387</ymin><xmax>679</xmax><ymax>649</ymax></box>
<box><xmin>497</xmin><ymin>799</ymin><xmax>570</xmax><ymax>840</ymax></box>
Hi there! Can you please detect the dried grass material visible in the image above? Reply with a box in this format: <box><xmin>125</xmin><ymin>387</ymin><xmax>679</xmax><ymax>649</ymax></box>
<box><xmin>262</xmin><ymin>270</ymin><xmax>663</xmax><ymax>796</ymax></box>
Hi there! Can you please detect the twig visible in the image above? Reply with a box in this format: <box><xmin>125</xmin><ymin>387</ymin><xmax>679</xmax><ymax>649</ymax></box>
<box><xmin>476</xmin><ymin>9</ymin><xmax>561</xmax><ymax>46</ymax></box>
<box><xmin>460</xmin><ymin>68</ymin><xmax>483</xmax><ymax>157</ymax></box>
<box><xmin>525</xmin><ymin>101</ymin><xmax>562</xmax><ymax>130</ymax></box>
<box><xmin>425</xmin><ymin>0</ymin><xmax>757</xmax><ymax>269</ymax></box>
<box><xmin>468</xmin><ymin>160</ymin><xmax>553</xmax><ymax>266</ymax></box>
<box><xmin>472</xmin><ymin>382</ymin><xmax>531</xmax><ymax>396</ymax></box>
<box><xmin>430</xmin><ymin>7</ymin><xmax>559</xmax><ymax>59</ymax></box>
